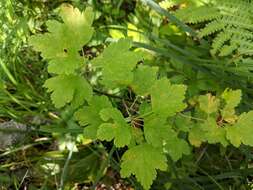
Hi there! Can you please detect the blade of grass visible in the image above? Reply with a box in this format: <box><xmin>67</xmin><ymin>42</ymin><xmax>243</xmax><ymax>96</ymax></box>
<box><xmin>0</xmin><ymin>138</ymin><xmax>51</xmax><ymax>157</ymax></box>
<box><xmin>0</xmin><ymin>59</ymin><xmax>17</xmax><ymax>86</ymax></box>
<box><xmin>59</xmin><ymin>142</ymin><xmax>74</xmax><ymax>190</ymax></box>
<box><xmin>197</xmin><ymin>167</ymin><xmax>225</xmax><ymax>190</ymax></box>
<box><xmin>140</xmin><ymin>0</ymin><xmax>197</xmax><ymax>37</ymax></box>
<box><xmin>91</xmin><ymin>145</ymin><xmax>116</xmax><ymax>189</ymax></box>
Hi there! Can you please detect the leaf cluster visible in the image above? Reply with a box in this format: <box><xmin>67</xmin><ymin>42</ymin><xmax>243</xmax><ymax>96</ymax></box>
<box><xmin>28</xmin><ymin>2</ymin><xmax>253</xmax><ymax>190</ymax></box>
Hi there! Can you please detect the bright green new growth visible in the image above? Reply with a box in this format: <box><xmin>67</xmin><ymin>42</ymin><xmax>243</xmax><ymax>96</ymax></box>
<box><xmin>92</xmin><ymin>38</ymin><xmax>143</xmax><ymax>88</ymax></box>
<box><xmin>226</xmin><ymin>111</ymin><xmax>253</xmax><ymax>147</ymax></box>
<box><xmin>222</xmin><ymin>89</ymin><xmax>242</xmax><ymax>109</ymax></box>
<box><xmin>44</xmin><ymin>75</ymin><xmax>92</xmax><ymax>108</ymax></box>
<box><xmin>29</xmin><ymin>5</ymin><xmax>94</xmax><ymax>74</ymax></box>
<box><xmin>188</xmin><ymin>89</ymin><xmax>253</xmax><ymax>148</ymax></box>
<box><xmin>121</xmin><ymin>143</ymin><xmax>167</xmax><ymax>190</ymax></box>
<box><xmin>188</xmin><ymin>119</ymin><xmax>228</xmax><ymax>148</ymax></box>
<box><xmin>221</xmin><ymin>89</ymin><xmax>241</xmax><ymax>123</ymax></box>
<box><xmin>201</xmin><ymin>119</ymin><xmax>228</xmax><ymax>147</ymax></box>
<box><xmin>198</xmin><ymin>93</ymin><xmax>220</xmax><ymax>114</ymax></box>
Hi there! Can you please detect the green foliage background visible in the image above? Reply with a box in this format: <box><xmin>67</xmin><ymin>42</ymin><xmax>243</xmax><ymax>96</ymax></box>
<box><xmin>1</xmin><ymin>0</ymin><xmax>253</xmax><ymax>189</ymax></box>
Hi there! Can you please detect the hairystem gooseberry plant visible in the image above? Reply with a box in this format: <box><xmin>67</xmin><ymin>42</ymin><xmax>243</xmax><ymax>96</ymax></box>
<box><xmin>29</xmin><ymin>4</ymin><xmax>253</xmax><ymax>189</ymax></box>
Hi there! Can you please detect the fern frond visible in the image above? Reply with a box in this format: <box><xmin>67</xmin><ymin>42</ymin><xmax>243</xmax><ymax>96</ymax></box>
<box><xmin>176</xmin><ymin>0</ymin><xmax>253</xmax><ymax>57</ymax></box>
<box><xmin>175</xmin><ymin>6</ymin><xmax>220</xmax><ymax>24</ymax></box>
<box><xmin>237</xmin><ymin>40</ymin><xmax>253</xmax><ymax>56</ymax></box>
<box><xmin>220</xmin><ymin>16</ymin><xmax>253</xmax><ymax>30</ymax></box>
<box><xmin>211</xmin><ymin>31</ymin><xmax>232</xmax><ymax>55</ymax></box>
<box><xmin>218</xmin><ymin>0</ymin><xmax>252</xmax><ymax>15</ymax></box>
<box><xmin>228</xmin><ymin>28</ymin><xmax>253</xmax><ymax>40</ymax></box>
<box><xmin>219</xmin><ymin>44</ymin><xmax>237</xmax><ymax>56</ymax></box>
<box><xmin>199</xmin><ymin>20</ymin><xmax>225</xmax><ymax>37</ymax></box>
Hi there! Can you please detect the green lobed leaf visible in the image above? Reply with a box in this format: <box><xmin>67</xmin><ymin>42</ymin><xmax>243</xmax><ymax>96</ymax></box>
<box><xmin>44</xmin><ymin>75</ymin><xmax>92</xmax><ymax>108</ymax></box>
<box><xmin>150</xmin><ymin>78</ymin><xmax>187</xmax><ymax>118</ymax></box>
<box><xmin>198</xmin><ymin>93</ymin><xmax>220</xmax><ymax>114</ymax></box>
<box><xmin>225</xmin><ymin>124</ymin><xmax>241</xmax><ymax>147</ymax></box>
<box><xmin>226</xmin><ymin>111</ymin><xmax>253</xmax><ymax>147</ymax></box>
<box><xmin>189</xmin><ymin>118</ymin><xmax>228</xmax><ymax>147</ymax></box>
<box><xmin>29</xmin><ymin>5</ymin><xmax>94</xmax><ymax>74</ymax></box>
<box><xmin>144</xmin><ymin>114</ymin><xmax>190</xmax><ymax>161</ymax></box>
<box><xmin>222</xmin><ymin>89</ymin><xmax>242</xmax><ymax>109</ymax></box>
<box><xmin>221</xmin><ymin>89</ymin><xmax>241</xmax><ymax>123</ymax></box>
<box><xmin>164</xmin><ymin>131</ymin><xmax>190</xmax><ymax>161</ymax></box>
<box><xmin>129</xmin><ymin>127</ymin><xmax>145</xmax><ymax>147</ymax></box>
<box><xmin>74</xmin><ymin>96</ymin><xmax>112</xmax><ymax>139</ymax></box>
<box><xmin>144</xmin><ymin>115</ymin><xmax>169</xmax><ymax>148</ymax></box>
<box><xmin>202</xmin><ymin>118</ymin><xmax>228</xmax><ymax>147</ymax></box>
<box><xmin>188</xmin><ymin>124</ymin><xmax>205</xmax><ymax>147</ymax></box>
<box><xmin>97</xmin><ymin>108</ymin><xmax>132</xmax><ymax>147</ymax></box>
<box><xmin>92</xmin><ymin>38</ymin><xmax>143</xmax><ymax>88</ymax></box>
<box><xmin>131</xmin><ymin>65</ymin><xmax>158</xmax><ymax>96</ymax></box>
<box><xmin>120</xmin><ymin>143</ymin><xmax>167</xmax><ymax>190</ymax></box>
